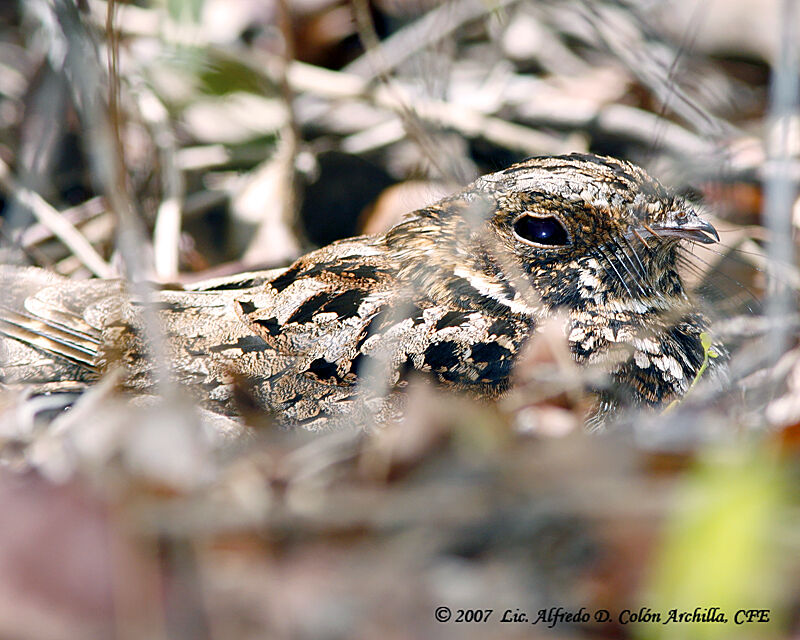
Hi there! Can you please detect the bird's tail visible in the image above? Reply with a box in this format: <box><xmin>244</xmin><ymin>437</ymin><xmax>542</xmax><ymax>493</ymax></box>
<box><xmin>0</xmin><ymin>266</ymin><xmax>121</xmax><ymax>391</ymax></box>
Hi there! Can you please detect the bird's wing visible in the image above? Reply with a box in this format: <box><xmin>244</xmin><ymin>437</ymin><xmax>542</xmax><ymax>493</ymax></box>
<box><xmin>213</xmin><ymin>241</ymin><xmax>400</xmax><ymax>425</ymax></box>
<box><xmin>0</xmin><ymin>248</ymin><xmax>522</xmax><ymax>427</ymax></box>
<box><xmin>228</xmin><ymin>238</ymin><xmax>523</xmax><ymax>426</ymax></box>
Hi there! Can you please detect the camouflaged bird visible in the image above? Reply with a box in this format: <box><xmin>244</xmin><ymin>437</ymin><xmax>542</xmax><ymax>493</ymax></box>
<box><xmin>0</xmin><ymin>153</ymin><xmax>724</xmax><ymax>429</ymax></box>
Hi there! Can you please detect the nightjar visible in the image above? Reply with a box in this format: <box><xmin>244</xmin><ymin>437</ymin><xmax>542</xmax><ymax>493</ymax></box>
<box><xmin>0</xmin><ymin>153</ymin><xmax>723</xmax><ymax>429</ymax></box>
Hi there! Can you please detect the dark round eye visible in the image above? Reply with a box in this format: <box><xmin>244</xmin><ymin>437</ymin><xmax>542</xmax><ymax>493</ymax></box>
<box><xmin>513</xmin><ymin>214</ymin><xmax>570</xmax><ymax>246</ymax></box>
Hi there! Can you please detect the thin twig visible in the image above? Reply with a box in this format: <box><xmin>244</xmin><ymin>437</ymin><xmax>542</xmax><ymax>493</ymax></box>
<box><xmin>0</xmin><ymin>158</ymin><xmax>113</xmax><ymax>277</ymax></box>
<box><xmin>350</xmin><ymin>0</ymin><xmax>471</xmax><ymax>183</ymax></box>
<box><xmin>18</xmin><ymin>196</ymin><xmax>107</xmax><ymax>248</ymax></box>
<box><xmin>763</xmin><ymin>0</ymin><xmax>800</xmax><ymax>364</ymax></box>
<box><xmin>632</xmin><ymin>228</ymin><xmax>652</xmax><ymax>253</ymax></box>
<box><xmin>137</xmin><ymin>86</ymin><xmax>184</xmax><ymax>279</ymax></box>
<box><xmin>578</xmin><ymin>0</ymin><xmax>732</xmax><ymax>144</ymax></box>
<box><xmin>242</xmin><ymin>0</ymin><xmax>302</xmax><ymax>264</ymax></box>
<box><xmin>283</xmin><ymin>57</ymin><xmax>568</xmax><ymax>156</ymax></box>
<box><xmin>343</xmin><ymin>0</ymin><xmax>519</xmax><ymax>80</ymax></box>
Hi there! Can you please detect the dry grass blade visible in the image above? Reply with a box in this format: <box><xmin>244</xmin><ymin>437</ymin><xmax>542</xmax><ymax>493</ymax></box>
<box><xmin>0</xmin><ymin>159</ymin><xmax>113</xmax><ymax>277</ymax></box>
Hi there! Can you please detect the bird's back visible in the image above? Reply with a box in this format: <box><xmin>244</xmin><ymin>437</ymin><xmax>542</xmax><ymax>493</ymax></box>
<box><xmin>0</xmin><ymin>231</ymin><xmax>529</xmax><ymax>429</ymax></box>
<box><xmin>0</xmin><ymin>236</ymin><xmax>410</xmax><ymax>428</ymax></box>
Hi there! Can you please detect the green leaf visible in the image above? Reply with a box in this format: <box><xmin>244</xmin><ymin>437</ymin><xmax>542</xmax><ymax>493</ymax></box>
<box><xmin>663</xmin><ymin>332</ymin><xmax>718</xmax><ymax>413</ymax></box>
<box><xmin>166</xmin><ymin>0</ymin><xmax>205</xmax><ymax>23</ymax></box>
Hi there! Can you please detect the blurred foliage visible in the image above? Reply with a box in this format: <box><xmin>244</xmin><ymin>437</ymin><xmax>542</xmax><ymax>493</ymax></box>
<box><xmin>648</xmin><ymin>447</ymin><xmax>785</xmax><ymax>640</ymax></box>
<box><xmin>166</xmin><ymin>0</ymin><xmax>205</xmax><ymax>23</ymax></box>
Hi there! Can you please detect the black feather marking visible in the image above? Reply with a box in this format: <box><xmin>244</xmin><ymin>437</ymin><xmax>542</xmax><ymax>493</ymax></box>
<box><xmin>436</xmin><ymin>310</ymin><xmax>465</xmax><ymax>331</ymax></box>
<box><xmin>341</xmin><ymin>264</ymin><xmax>387</xmax><ymax>279</ymax></box>
<box><xmin>302</xmin><ymin>263</ymin><xmax>338</xmax><ymax>278</ymax></box>
<box><xmin>349</xmin><ymin>351</ymin><xmax>372</xmax><ymax>378</ymax></box>
<box><xmin>287</xmin><ymin>294</ymin><xmax>330</xmax><ymax>324</ymax></box>
<box><xmin>253</xmin><ymin>317</ymin><xmax>281</xmax><ymax>337</ymax></box>
<box><xmin>200</xmin><ymin>277</ymin><xmax>260</xmax><ymax>291</ymax></box>
<box><xmin>478</xmin><ymin>358</ymin><xmax>513</xmax><ymax>382</ymax></box>
<box><xmin>238</xmin><ymin>300</ymin><xmax>256</xmax><ymax>314</ymax></box>
<box><xmin>209</xmin><ymin>335</ymin><xmax>271</xmax><ymax>353</ymax></box>
<box><xmin>269</xmin><ymin>264</ymin><xmax>303</xmax><ymax>294</ymax></box>
<box><xmin>424</xmin><ymin>341</ymin><xmax>460</xmax><ymax>371</ymax></box>
<box><xmin>306</xmin><ymin>357</ymin><xmax>348</xmax><ymax>384</ymax></box>
<box><xmin>301</xmin><ymin>261</ymin><xmax>389</xmax><ymax>281</ymax></box>
<box><xmin>408</xmin><ymin>304</ymin><xmax>427</xmax><ymax>324</ymax></box>
<box><xmin>669</xmin><ymin>322</ymin><xmax>705</xmax><ymax>370</ymax></box>
<box><xmin>359</xmin><ymin>307</ymin><xmax>394</xmax><ymax>338</ymax></box>
<box><xmin>320</xmin><ymin>289</ymin><xmax>366</xmax><ymax>318</ymax></box>
<box><xmin>488</xmin><ymin>317</ymin><xmax>515</xmax><ymax>338</ymax></box>
<box><xmin>281</xmin><ymin>393</ymin><xmax>305</xmax><ymax>407</ymax></box>
<box><xmin>398</xmin><ymin>355</ymin><xmax>416</xmax><ymax>380</ymax></box>
<box><xmin>446</xmin><ymin>275</ymin><xmax>511</xmax><ymax>315</ymax></box>
<box><xmin>469</xmin><ymin>341</ymin><xmax>512</xmax><ymax>363</ymax></box>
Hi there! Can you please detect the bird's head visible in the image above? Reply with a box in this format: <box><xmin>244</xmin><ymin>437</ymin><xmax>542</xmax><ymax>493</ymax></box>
<box><xmin>383</xmin><ymin>153</ymin><xmax>722</xmax><ymax>412</ymax></box>
<box><xmin>471</xmin><ymin>153</ymin><xmax>718</xmax><ymax>317</ymax></box>
<box><xmin>389</xmin><ymin>153</ymin><xmax>718</xmax><ymax>322</ymax></box>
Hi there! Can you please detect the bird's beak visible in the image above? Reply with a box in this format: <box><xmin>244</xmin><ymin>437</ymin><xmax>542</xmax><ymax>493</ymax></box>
<box><xmin>651</xmin><ymin>217</ymin><xmax>719</xmax><ymax>244</ymax></box>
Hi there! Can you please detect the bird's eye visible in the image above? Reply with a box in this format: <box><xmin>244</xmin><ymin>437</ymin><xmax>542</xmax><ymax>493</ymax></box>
<box><xmin>512</xmin><ymin>214</ymin><xmax>570</xmax><ymax>247</ymax></box>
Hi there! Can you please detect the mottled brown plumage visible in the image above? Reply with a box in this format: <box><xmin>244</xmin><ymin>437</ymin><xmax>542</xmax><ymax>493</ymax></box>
<box><xmin>0</xmin><ymin>153</ymin><xmax>724</xmax><ymax>429</ymax></box>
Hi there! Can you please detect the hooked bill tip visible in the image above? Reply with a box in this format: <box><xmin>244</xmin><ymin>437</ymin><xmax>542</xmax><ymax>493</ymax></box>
<box><xmin>647</xmin><ymin>218</ymin><xmax>719</xmax><ymax>245</ymax></box>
